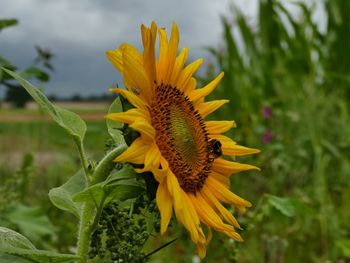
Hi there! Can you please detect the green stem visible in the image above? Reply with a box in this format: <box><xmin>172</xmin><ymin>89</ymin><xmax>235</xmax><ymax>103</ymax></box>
<box><xmin>89</xmin><ymin>195</ymin><xmax>106</xmax><ymax>234</ymax></box>
<box><xmin>75</xmin><ymin>143</ymin><xmax>127</xmax><ymax>263</ymax></box>
<box><xmin>76</xmin><ymin>203</ymin><xmax>94</xmax><ymax>263</ymax></box>
<box><xmin>91</xmin><ymin>144</ymin><xmax>127</xmax><ymax>184</ymax></box>
<box><xmin>75</xmin><ymin>138</ymin><xmax>90</xmax><ymax>182</ymax></box>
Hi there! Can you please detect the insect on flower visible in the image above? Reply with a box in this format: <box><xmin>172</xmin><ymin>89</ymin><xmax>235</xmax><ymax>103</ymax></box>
<box><xmin>208</xmin><ymin>139</ymin><xmax>223</xmax><ymax>161</ymax></box>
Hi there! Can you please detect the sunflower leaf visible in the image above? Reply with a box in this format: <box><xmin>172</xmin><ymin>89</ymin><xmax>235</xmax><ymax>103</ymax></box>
<box><xmin>0</xmin><ymin>253</ymin><xmax>33</xmax><ymax>263</ymax></box>
<box><xmin>106</xmin><ymin>96</ymin><xmax>126</xmax><ymax>145</ymax></box>
<box><xmin>0</xmin><ymin>227</ymin><xmax>78</xmax><ymax>263</ymax></box>
<box><xmin>73</xmin><ymin>166</ymin><xmax>145</xmax><ymax>207</ymax></box>
<box><xmin>5</xmin><ymin>205</ymin><xmax>55</xmax><ymax>244</ymax></box>
<box><xmin>48</xmin><ymin>169</ymin><xmax>87</xmax><ymax>218</ymax></box>
<box><xmin>1</xmin><ymin>67</ymin><xmax>86</xmax><ymax>142</ymax></box>
<box><xmin>72</xmin><ymin>180</ymin><xmax>145</xmax><ymax>206</ymax></box>
<box><xmin>20</xmin><ymin>67</ymin><xmax>50</xmax><ymax>82</ymax></box>
<box><xmin>104</xmin><ymin>164</ymin><xmax>139</xmax><ymax>185</ymax></box>
<box><xmin>0</xmin><ymin>248</ymin><xmax>79</xmax><ymax>263</ymax></box>
<box><xmin>0</xmin><ymin>227</ymin><xmax>35</xmax><ymax>250</ymax></box>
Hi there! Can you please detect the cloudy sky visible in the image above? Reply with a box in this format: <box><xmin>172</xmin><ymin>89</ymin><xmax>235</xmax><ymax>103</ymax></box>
<box><xmin>1</xmin><ymin>0</ymin><xmax>325</xmax><ymax>99</ymax></box>
<box><xmin>1</xmin><ymin>0</ymin><xmax>260</xmax><ymax>98</ymax></box>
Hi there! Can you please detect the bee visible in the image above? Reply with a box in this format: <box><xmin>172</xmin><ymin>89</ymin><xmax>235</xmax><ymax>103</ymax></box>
<box><xmin>208</xmin><ymin>139</ymin><xmax>222</xmax><ymax>162</ymax></box>
<box><xmin>131</xmin><ymin>87</ymin><xmax>140</xmax><ymax>95</ymax></box>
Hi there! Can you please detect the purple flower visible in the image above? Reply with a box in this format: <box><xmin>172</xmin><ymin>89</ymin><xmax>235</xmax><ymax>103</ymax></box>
<box><xmin>262</xmin><ymin>130</ymin><xmax>273</xmax><ymax>144</ymax></box>
<box><xmin>261</xmin><ymin>106</ymin><xmax>272</xmax><ymax>120</ymax></box>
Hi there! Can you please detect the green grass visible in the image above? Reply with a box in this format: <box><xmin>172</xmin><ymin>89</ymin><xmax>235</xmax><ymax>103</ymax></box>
<box><xmin>0</xmin><ymin>120</ymin><xmax>109</xmax><ymax>156</ymax></box>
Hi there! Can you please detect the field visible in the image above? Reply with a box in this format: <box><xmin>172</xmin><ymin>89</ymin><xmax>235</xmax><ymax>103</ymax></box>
<box><xmin>1</xmin><ymin>0</ymin><xmax>350</xmax><ymax>262</ymax></box>
<box><xmin>0</xmin><ymin>102</ymin><xmax>108</xmax><ymax>165</ymax></box>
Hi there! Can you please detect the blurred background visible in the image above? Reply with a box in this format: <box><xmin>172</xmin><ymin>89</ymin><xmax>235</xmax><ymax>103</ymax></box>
<box><xmin>1</xmin><ymin>0</ymin><xmax>350</xmax><ymax>262</ymax></box>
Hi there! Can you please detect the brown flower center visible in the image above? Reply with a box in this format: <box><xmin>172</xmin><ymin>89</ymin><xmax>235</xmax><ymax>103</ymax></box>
<box><xmin>150</xmin><ymin>84</ymin><xmax>216</xmax><ymax>193</ymax></box>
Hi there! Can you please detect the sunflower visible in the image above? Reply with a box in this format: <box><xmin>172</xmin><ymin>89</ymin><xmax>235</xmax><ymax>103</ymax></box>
<box><xmin>105</xmin><ymin>22</ymin><xmax>259</xmax><ymax>258</ymax></box>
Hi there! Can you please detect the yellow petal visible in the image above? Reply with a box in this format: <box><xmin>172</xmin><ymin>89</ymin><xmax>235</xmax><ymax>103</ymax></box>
<box><xmin>176</xmin><ymin>59</ymin><xmax>203</xmax><ymax>92</ymax></box>
<box><xmin>141</xmin><ymin>22</ymin><xmax>157</xmax><ymax>87</ymax></box>
<box><xmin>202</xmin><ymin>184</ymin><xmax>241</xmax><ymax>229</ymax></box>
<box><xmin>106</xmin><ymin>48</ymin><xmax>123</xmax><ymax>72</ymax></box>
<box><xmin>223</xmin><ymin>144</ymin><xmax>260</xmax><ymax>157</ymax></box>
<box><xmin>182</xmin><ymin>77</ymin><xmax>197</xmax><ymax>94</ymax></box>
<box><xmin>105</xmin><ymin>108</ymin><xmax>150</xmax><ymax>124</ymax></box>
<box><xmin>223</xmin><ymin>230</ymin><xmax>243</xmax><ymax>241</ymax></box>
<box><xmin>206</xmin><ymin>120</ymin><xmax>236</xmax><ymax>134</ymax></box>
<box><xmin>156</xmin><ymin>179</ymin><xmax>173</xmax><ymax>234</ymax></box>
<box><xmin>175</xmin><ymin>193</ymin><xmax>200</xmax><ymax>243</ymax></box>
<box><xmin>122</xmin><ymin>46</ymin><xmax>151</xmax><ymax>102</ymax></box>
<box><xmin>212</xmin><ymin>158</ymin><xmax>260</xmax><ymax>175</ymax></box>
<box><xmin>120</xmin><ymin>43</ymin><xmax>143</xmax><ymax>60</ymax></box>
<box><xmin>188</xmin><ymin>72</ymin><xmax>224</xmax><ymax>102</ymax></box>
<box><xmin>107</xmin><ymin>43</ymin><xmax>143</xmax><ymax>92</ymax></box>
<box><xmin>156</xmin><ymin>28</ymin><xmax>169</xmax><ymax>83</ymax></box>
<box><xmin>155</xmin><ymin>23</ymin><xmax>181</xmax><ymax>84</ymax></box>
<box><xmin>193</xmin><ymin>190</ymin><xmax>243</xmax><ymax>243</ymax></box>
<box><xmin>209</xmin><ymin>134</ymin><xmax>237</xmax><ymax>145</ymax></box>
<box><xmin>114</xmin><ymin>138</ymin><xmax>147</xmax><ymax>164</ymax></box>
<box><xmin>164</xmin><ymin>182</ymin><xmax>204</xmax><ymax>245</ymax></box>
<box><xmin>197</xmin><ymin>100</ymin><xmax>229</xmax><ymax>118</ymax></box>
<box><xmin>109</xmin><ymin>88</ymin><xmax>148</xmax><ymax>111</ymax></box>
<box><xmin>206</xmin><ymin>176</ymin><xmax>252</xmax><ymax>208</ymax></box>
<box><xmin>206</xmin><ymin>227</ymin><xmax>213</xmax><ymax>245</ymax></box>
<box><xmin>166</xmin><ymin>172</ymin><xmax>184</xmax><ymax>211</ymax></box>
<box><xmin>196</xmin><ymin>243</ymin><xmax>207</xmax><ymax>259</ymax></box>
<box><xmin>143</xmin><ymin>143</ymin><xmax>161</xmax><ymax>171</ymax></box>
<box><xmin>183</xmin><ymin>193</ymin><xmax>200</xmax><ymax>222</ymax></box>
<box><xmin>170</xmin><ymin>47</ymin><xmax>188</xmax><ymax>84</ymax></box>
<box><xmin>189</xmin><ymin>193</ymin><xmax>234</xmax><ymax>233</ymax></box>
<box><xmin>210</xmin><ymin>171</ymin><xmax>230</xmax><ymax>186</ymax></box>
<box><xmin>129</xmin><ymin>117</ymin><xmax>155</xmax><ymax>143</ymax></box>
<box><xmin>165</xmin><ymin>22</ymin><xmax>180</xmax><ymax>82</ymax></box>
<box><xmin>152</xmin><ymin>157</ymin><xmax>170</xmax><ymax>182</ymax></box>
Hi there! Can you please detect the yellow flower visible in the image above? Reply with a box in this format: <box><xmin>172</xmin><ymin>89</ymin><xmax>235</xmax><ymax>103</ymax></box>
<box><xmin>106</xmin><ymin>22</ymin><xmax>259</xmax><ymax>258</ymax></box>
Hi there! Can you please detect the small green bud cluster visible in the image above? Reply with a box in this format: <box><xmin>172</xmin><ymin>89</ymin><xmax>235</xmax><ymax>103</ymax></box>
<box><xmin>89</xmin><ymin>200</ymin><xmax>153</xmax><ymax>263</ymax></box>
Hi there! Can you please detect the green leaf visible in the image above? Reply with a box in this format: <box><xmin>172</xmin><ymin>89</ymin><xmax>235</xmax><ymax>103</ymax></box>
<box><xmin>73</xmin><ymin>165</ymin><xmax>144</xmax><ymax>206</ymax></box>
<box><xmin>56</xmin><ymin>107</ymin><xmax>87</xmax><ymax>141</ymax></box>
<box><xmin>104</xmin><ymin>164</ymin><xmax>139</xmax><ymax>185</ymax></box>
<box><xmin>0</xmin><ymin>253</ymin><xmax>33</xmax><ymax>263</ymax></box>
<box><xmin>0</xmin><ymin>55</ymin><xmax>16</xmax><ymax>70</ymax></box>
<box><xmin>0</xmin><ymin>228</ymin><xmax>34</xmax><ymax>262</ymax></box>
<box><xmin>1</xmin><ymin>248</ymin><xmax>78</xmax><ymax>263</ymax></box>
<box><xmin>0</xmin><ymin>227</ymin><xmax>78</xmax><ymax>263</ymax></box>
<box><xmin>105</xmin><ymin>181</ymin><xmax>145</xmax><ymax>203</ymax></box>
<box><xmin>0</xmin><ymin>227</ymin><xmax>35</xmax><ymax>250</ymax></box>
<box><xmin>0</xmin><ymin>56</ymin><xmax>16</xmax><ymax>81</ymax></box>
<box><xmin>49</xmin><ymin>169</ymin><xmax>87</xmax><ymax>218</ymax></box>
<box><xmin>0</xmin><ymin>19</ymin><xmax>18</xmax><ymax>31</ymax></box>
<box><xmin>1</xmin><ymin>68</ymin><xmax>86</xmax><ymax>142</ymax></box>
<box><xmin>266</xmin><ymin>194</ymin><xmax>295</xmax><ymax>217</ymax></box>
<box><xmin>73</xmin><ymin>181</ymin><xmax>144</xmax><ymax>206</ymax></box>
<box><xmin>20</xmin><ymin>67</ymin><xmax>49</xmax><ymax>82</ymax></box>
<box><xmin>106</xmin><ymin>96</ymin><xmax>125</xmax><ymax>145</ymax></box>
<box><xmin>6</xmin><ymin>205</ymin><xmax>55</xmax><ymax>243</ymax></box>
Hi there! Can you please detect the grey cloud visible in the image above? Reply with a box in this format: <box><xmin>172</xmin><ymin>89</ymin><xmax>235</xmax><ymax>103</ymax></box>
<box><xmin>1</xmin><ymin>0</ymin><xmax>253</xmax><ymax>98</ymax></box>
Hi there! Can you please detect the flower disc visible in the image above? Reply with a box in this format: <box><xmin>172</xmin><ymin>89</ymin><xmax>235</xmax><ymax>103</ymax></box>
<box><xmin>151</xmin><ymin>84</ymin><xmax>212</xmax><ymax>193</ymax></box>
